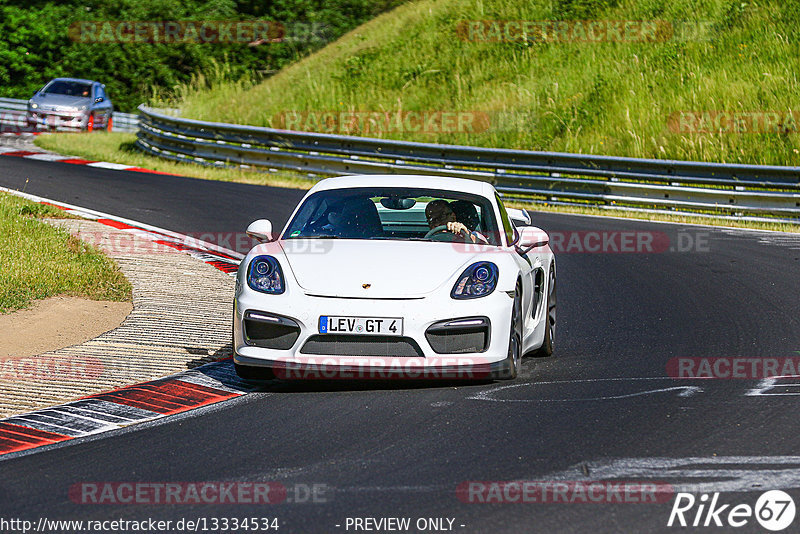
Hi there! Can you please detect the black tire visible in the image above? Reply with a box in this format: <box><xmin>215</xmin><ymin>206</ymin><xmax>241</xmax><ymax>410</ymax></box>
<box><xmin>234</xmin><ymin>361</ymin><xmax>275</xmax><ymax>381</ymax></box>
<box><xmin>533</xmin><ymin>264</ymin><xmax>556</xmax><ymax>357</ymax></box>
<box><xmin>499</xmin><ymin>282</ymin><xmax>523</xmax><ymax>380</ymax></box>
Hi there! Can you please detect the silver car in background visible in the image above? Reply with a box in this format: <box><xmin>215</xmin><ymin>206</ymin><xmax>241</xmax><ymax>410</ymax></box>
<box><xmin>26</xmin><ymin>78</ymin><xmax>113</xmax><ymax>132</ymax></box>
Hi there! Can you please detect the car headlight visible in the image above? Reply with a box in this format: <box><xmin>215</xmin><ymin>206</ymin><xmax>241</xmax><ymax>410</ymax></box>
<box><xmin>247</xmin><ymin>255</ymin><xmax>285</xmax><ymax>294</ymax></box>
<box><xmin>451</xmin><ymin>261</ymin><xmax>498</xmax><ymax>299</ymax></box>
<box><xmin>79</xmin><ymin>105</ymin><xmax>87</xmax><ymax>111</ymax></box>
<box><xmin>29</xmin><ymin>102</ymin><xmax>38</xmax><ymax>109</ymax></box>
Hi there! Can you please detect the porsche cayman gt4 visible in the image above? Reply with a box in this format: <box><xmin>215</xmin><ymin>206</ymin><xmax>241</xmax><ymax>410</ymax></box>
<box><xmin>233</xmin><ymin>175</ymin><xmax>556</xmax><ymax>381</ymax></box>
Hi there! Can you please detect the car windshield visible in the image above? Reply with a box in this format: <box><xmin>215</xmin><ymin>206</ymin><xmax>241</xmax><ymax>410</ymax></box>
<box><xmin>42</xmin><ymin>81</ymin><xmax>92</xmax><ymax>97</ymax></box>
<box><xmin>283</xmin><ymin>187</ymin><xmax>502</xmax><ymax>245</ymax></box>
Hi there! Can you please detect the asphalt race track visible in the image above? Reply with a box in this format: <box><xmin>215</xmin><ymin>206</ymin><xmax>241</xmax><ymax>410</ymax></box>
<box><xmin>0</xmin><ymin>156</ymin><xmax>305</xmax><ymax>234</ymax></box>
<box><xmin>2</xmin><ymin>156</ymin><xmax>800</xmax><ymax>533</ymax></box>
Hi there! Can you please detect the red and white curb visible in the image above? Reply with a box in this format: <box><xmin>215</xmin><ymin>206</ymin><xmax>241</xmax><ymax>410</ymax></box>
<box><xmin>0</xmin><ymin>361</ymin><xmax>257</xmax><ymax>457</ymax></box>
<box><xmin>0</xmin><ymin>186</ymin><xmax>243</xmax><ymax>275</ymax></box>
<box><xmin>0</xmin><ymin>144</ymin><xmax>177</xmax><ymax>176</ymax></box>
<box><xmin>0</xmin><ymin>189</ymin><xmax>256</xmax><ymax>457</ymax></box>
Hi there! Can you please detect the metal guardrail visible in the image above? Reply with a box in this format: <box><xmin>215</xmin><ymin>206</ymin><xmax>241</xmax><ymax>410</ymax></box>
<box><xmin>111</xmin><ymin>111</ymin><xmax>139</xmax><ymax>132</ymax></box>
<box><xmin>0</xmin><ymin>97</ymin><xmax>138</xmax><ymax>133</ymax></box>
<box><xmin>0</xmin><ymin>98</ymin><xmax>27</xmax><ymax>111</ymax></box>
<box><xmin>134</xmin><ymin>105</ymin><xmax>800</xmax><ymax>223</ymax></box>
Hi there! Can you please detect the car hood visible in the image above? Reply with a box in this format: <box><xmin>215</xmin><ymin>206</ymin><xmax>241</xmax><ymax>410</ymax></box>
<box><xmin>34</xmin><ymin>94</ymin><xmax>91</xmax><ymax>110</ymax></box>
<box><xmin>277</xmin><ymin>239</ymin><xmax>484</xmax><ymax>298</ymax></box>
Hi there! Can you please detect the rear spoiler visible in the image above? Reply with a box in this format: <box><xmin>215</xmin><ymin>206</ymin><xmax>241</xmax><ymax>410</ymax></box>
<box><xmin>507</xmin><ymin>208</ymin><xmax>531</xmax><ymax>226</ymax></box>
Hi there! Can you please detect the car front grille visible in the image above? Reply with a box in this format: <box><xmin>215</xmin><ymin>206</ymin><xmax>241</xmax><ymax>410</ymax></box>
<box><xmin>300</xmin><ymin>335</ymin><xmax>424</xmax><ymax>357</ymax></box>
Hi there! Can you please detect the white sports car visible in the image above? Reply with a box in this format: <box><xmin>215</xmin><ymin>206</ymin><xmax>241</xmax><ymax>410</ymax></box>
<box><xmin>233</xmin><ymin>175</ymin><xmax>556</xmax><ymax>380</ymax></box>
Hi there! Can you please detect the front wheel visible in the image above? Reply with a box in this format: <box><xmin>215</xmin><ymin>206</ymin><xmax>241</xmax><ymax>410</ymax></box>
<box><xmin>497</xmin><ymin>283</ymin><xmax>523</xmax><ymax>380</ymax></box>
<box><xmin>533</xmin><ymin>264</ymin><xmax>556</xmax><ymax>357</ymax></box>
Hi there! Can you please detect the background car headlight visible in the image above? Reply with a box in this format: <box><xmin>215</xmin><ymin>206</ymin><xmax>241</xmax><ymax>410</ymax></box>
<box><xmin>247</xmin><ymin>255</ymin><xmax>285</xmax><ymax>294</ymax></box>
<box><xmin>451</xmin><ymin>262</ymin><xmax>498</xmax><ymax>299</ymax></box>
<box><xmin>29</xmin><ymin>102</ymin><xmax>38</xmax><ymax>109</ymax></box>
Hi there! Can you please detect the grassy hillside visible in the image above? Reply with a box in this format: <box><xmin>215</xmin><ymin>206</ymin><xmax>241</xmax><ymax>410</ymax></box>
<box><xmin>174</xmin><ymin>0</ymin><xmax>800</xmax><ymax>166</ymax></box>
<box><xmin>0</xmin><ymin>0</ymin><xmax>404</xmax><ymax>112</ymax></box>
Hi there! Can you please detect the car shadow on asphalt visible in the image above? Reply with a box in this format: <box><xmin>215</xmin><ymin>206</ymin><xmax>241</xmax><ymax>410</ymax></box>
<box><xmin>189</xmin><ymin>358</ymin><xmax>501</xmax><ymax>394</ymax></box>
<box><xmin>253</xmin><ymin>377</ymin><xmax>497</xmax><ymax>394</ymax></box>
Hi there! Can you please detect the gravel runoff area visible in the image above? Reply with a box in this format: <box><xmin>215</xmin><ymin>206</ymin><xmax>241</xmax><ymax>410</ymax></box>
<box><xmin>0</xmin><ymin>217</ymin><xmax>235</xmax><ymax>418</ymax></box>
<box><xmin>0</xmin><ymin>132</ymin><xmax>42</xmax><ymax>151</ymax></box>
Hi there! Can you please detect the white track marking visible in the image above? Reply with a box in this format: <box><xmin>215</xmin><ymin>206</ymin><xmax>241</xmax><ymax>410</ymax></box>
<box><xmin>546</xmin><ymin>456</ymin><xmax>800</xmax><ymax>493</ymax></box>
<box><xmin>0</xmin><ymin>185</ymin><xmax>244</xmax><ymax>260</ymax></box>
<box><xmin>86</xmin><ymin>161</ymin><xmax>135</xmax><ymax>170</ymax></box>
<box><xmin>23</xmin><ymin>153</ymin><xmax>71</xmax><ymax>162</ymax></box>
<box><xmin>745</xmin><ymin>377</ymin><xmax>800</xmax><ymax>396</ymax></box>
<box><xmin>468</xmin><ymin>377</ymin><xmax>705</xmax><ymax>402</ymax></box>
<box><xmin>471</xmin><ymin>384</ymin><xmax>703</xmax><ymax>402</ymax></box>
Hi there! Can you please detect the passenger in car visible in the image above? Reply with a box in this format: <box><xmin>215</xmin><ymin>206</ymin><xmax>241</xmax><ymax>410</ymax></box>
<box><xmin>328</xmin><ymin>198</ymin><xmax>384</xmax><ymax>238</ymax></box>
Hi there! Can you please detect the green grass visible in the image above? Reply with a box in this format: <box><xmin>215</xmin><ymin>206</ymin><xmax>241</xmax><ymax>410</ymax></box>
<box><xmin>170</xmin><ymin>0</ymin><xmax>800</xmax><ymax>167</ymax></box>
<box><xmin>34</xmin><ymin>133</ymin><xmax>315</xmax><ymax>190</ymax></box>
<box><xmin>0</xmin><ymin>193</ymin><xmax>132</xmax><ymax>313</ymax></box>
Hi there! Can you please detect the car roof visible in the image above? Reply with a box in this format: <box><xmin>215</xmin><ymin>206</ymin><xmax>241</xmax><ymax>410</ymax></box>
<box><xmin>46</xmin><ymin>77</ymin><xmax>98</xmax><ymax>85</ymax></box>
<box><xmin>309</xmin><ymin>175</ymin><xmax>497</xmax><ymax>198</ymax></box>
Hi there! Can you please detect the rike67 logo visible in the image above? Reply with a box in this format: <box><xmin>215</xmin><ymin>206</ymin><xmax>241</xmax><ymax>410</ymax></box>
<box><xmin>668</xmin><ymin>491</ymin><xmax>796</xmax><ymax>531</ymax></box>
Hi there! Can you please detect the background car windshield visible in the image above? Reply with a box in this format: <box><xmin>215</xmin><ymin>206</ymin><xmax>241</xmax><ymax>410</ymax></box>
<box><xmin>283</xmin><ymin>187</ymin><xmax>501</xmax><ymax>245</ymax></box>
<box><xmin>42</xmin><ymin>81</ymin><xmax>92</xmax><ymax>97</ymax></box>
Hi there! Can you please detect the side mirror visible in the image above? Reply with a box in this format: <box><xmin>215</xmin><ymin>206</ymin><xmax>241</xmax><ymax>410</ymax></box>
<box><xmin>246</xmin><ymin>219</ymin><xmax>274</xmax><ymax>242</ymax></box>
<box><xmin>517</xmin><ymin>227</ymin><xmax>549</xmax><ymax>254</ymax></box>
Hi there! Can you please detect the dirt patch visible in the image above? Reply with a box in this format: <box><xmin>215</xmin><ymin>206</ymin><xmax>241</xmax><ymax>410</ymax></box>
<box><xmin>0</xmin><ymin>296</ymin><xmax>132</xmax><ymax>358</ymax></box>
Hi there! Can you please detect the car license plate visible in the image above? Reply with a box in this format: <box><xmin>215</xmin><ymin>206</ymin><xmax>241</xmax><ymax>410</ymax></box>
<box><xmin>319</xmin><ymin>316</ymin><xmax>403</xmax><ymax>336</ymax></box>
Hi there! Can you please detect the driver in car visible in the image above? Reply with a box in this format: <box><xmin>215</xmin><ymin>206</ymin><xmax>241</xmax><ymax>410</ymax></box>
<box><xmin>451</xmin><ymin>200</ymin><xmax>489</xmax><ymax>244</ymax></box>
<box><xmin>425</xmin><ymin>200</ymin><xmax>487</xmax><ymax>243</ymax></box>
